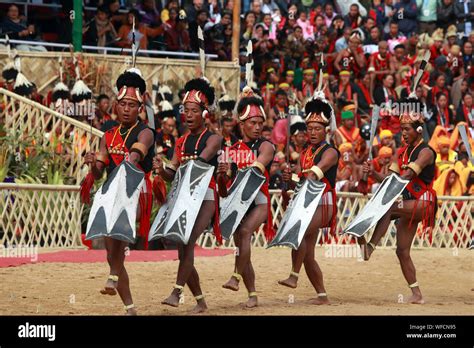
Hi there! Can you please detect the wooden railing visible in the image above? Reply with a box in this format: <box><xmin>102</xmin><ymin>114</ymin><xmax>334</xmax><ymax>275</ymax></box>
<box><xmin>1</xmin><ymin>88</ymin><xmax>103</xmax><ymax>184</ymax></box>
<box><xmin>197</xmin><ymin>191</ymin><xmax>474</xmax><ymax>250</ymax></box>
<box><xmin>0</xmin><ymin>183</ymin><xmax>471</xmax><ymax>249</ymax></box>
<box><xmin>0</xmin><ymin>183</ymin><xmax>83</xmax><ymax>248</ymax></box>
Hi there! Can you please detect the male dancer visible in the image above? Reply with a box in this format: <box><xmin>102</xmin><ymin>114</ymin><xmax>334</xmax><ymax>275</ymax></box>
<box><xmin>152</xmin><ymin>77</ymin><xmax>222</xmax><ymax>313</ymax></box>
<box><xmin>358</xmin><ymin>97</ymin><xmax>437</xmax><ymax>304</ymax></box>
<box><xmin>217</xmin><ymin>86</ymin><xmax>275</xmax><ymax>308</ymax></box>
<box><xmin>83</xmin><ymin>68</ymin><xmax>155</xmax><ymax>315</ymax></box>
<box><xmin>274</xmin><ymin>90</ymin><xmax>340</xmax><ymax>305</ymax></box>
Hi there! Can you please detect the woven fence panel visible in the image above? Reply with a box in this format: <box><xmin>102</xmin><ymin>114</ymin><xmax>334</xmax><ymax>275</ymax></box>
<box><xmin>0</xmin><ymin>51</ymin><xmax>240</xmax><ymax>101</ymax></box>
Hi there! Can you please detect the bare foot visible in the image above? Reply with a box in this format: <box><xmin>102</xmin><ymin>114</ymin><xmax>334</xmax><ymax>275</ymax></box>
<box><xmin>309</xmin><ymin>296</ymin><xmax>330</xmax><ymax>305</ymax></box>
<box><xmin>245</xmin><ymin>296</ymin><xmax>258</xmax><ymax>308</ymax></box>
<box><xmin>222</xmin><ymin>276</ymin><xmax>239</xmax><ymax>291</ymax></box>
<box><xmin>408</xmin><ymin>293</ymin><xmax>425</xmax><ymax>304</ymax></box>
<box><xmin>161</xmin><ymin>290</ymin><xmax>181</xmax><ymax>307</ymax></box>
<box><xmin>278</xmin><ymin>275</ymin><xmax>298</xmax><ymax>289</ymax></box>
<box><xmin>100</xmin><ymin>278</ymin><xmax>117</xmax><ymax>296</ymax></box>
<box><xmin>357</xmin><ymin>237</ymin><xmax>374</xmax><ymax>261</ymax></box>
<box><xmin>191</xmin><ymin>300</ymin><xmax>208</xmax><ymax>314</ymax></box>
<box><xmin>125</xmin><ymin>307</ymin><xmax>137</xmax><ymax>316</ymax></box>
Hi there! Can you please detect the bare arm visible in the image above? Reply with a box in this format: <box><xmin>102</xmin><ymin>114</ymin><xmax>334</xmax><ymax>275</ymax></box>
<box><xmin>199</xmin><ymin>134</ymin><xmax>222</xmax><ymax>162</ymax></box>
<box><xmin>400</xmin><ymin>147</ymin><xmax>434</xmax><ymax>181</ymax></box>
<box><xmin>128</xmin><ymin>128</ymin><xmax>155</xmax><ymax>166</ymax></box>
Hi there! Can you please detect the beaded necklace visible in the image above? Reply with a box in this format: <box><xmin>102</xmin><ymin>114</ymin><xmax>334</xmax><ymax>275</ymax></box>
<box><xmin>302</xmin><ymin>141</ymin><xmax>326</xmax><ymax>170</ymax></box>
<box><xmin>180</xmin><ymin>128</ymin><xmax>208</xmax><ymax>161</ymax></box>
<box><xmin>108</xmin><ymin>121</ymin><xmax>139</xmax><ymax>156</ymax></box>
<box><xmin>401</xmin><ymin>138</ymin><xmax>424</xmax><ymax>170</ymax></box>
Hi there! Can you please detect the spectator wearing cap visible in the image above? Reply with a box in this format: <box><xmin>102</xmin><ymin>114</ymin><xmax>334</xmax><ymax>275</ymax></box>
<box><xmin>454</xmin><ymin>0</ymin><xmax>474</xmax><ymax>38</ymax></box>
<box><xmin>392</xmin><ymin>0</ymin><xmax>418</xmax><ymax>37</ymax></box>
<box><xmin>344</xmin><ymin>4</ymin><xmax>362</xmax><ymax>29</ymax></box>
<box><xmin>297</xmin><ymin>68</ymin><xmax>316</xmax><ymax>103</ymax></box>
<box><xmin>375</xmin><ymin>129</ymin><xmax>396</xmax><ymax>157</ymax></box>
<box><xmin>336</xmin><ymin>142</ymin><xmax>361</xmax><ymax>192</ymax></box>
<box><xmin>368</xmin><ymin>145</ymin><xmax>394</xmax><ymax>192</ymax></box>
<box><xmin>334</xmin><ymin>106</ymin><xmax>362</xmax><ymax>149</ymax></box>
<box><xmin>436</xmin><ymin>135</ymin><xmax>458</xmax><ymax>174</ymax></box>
<box><xmin>429</xmin><ymin>29</ymin><xmax>445</xmax><ymax>64</ymax></box>
<box><xmin>334</xmin><ymin>71</ymin><xmax>358</xmax><ymax>115</ymax></box>
<box><xmin>116</xmin><ymin>9</ymin><xmax>165</xmax><ymax>50</ymax></box>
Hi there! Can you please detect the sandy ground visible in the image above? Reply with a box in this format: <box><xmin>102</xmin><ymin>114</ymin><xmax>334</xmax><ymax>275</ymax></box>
<box><xmin>0</xmin><ymin>247</ymin><xmax>472</xmax><ymax>315</ymax></box>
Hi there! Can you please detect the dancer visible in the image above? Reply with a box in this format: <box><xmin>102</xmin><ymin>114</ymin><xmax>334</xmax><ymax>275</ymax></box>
<box><xmin>150</xmin><ymin>76</ymin><xmax>221</xmax><ymax>313</ymax></box>
<box><xmin>357</xmin><ymin>97</ymin><xmax>437</xmax><ymax>304</ymax></box>
<box><xmin>83</xmin><ymin>68</ymin><xmax>155</xmax><ymax>315</ymax></box>
<box><xmin>269</xmin><ymin>86</ymin><xmax>339</xmax><ymax>305</ymax></box>
<box><xmin>217</xmin><ymin>86</ymin><xmax>275</xmax><ymax>308</ymax></box>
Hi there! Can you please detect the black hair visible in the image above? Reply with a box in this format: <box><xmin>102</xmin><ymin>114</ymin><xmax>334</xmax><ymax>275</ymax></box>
<box><xmin>116</xmin><ymin>71</ymin><xmax>146</xmax><ymax>94</ymax></box>
<box><xmin>97</xmin><ymin>94</ymin><xmax>109</xmax><ymax>103</ymax></box>
<box><xmin>14</xmin><ymin>84</ymin><xmax>33</xmax><ymax>97</ymax></box>
<box><xmin>237</xmin><ymin>96</ymin><xmax>264</xmax><ymax>115</ymax></box>
<box><xmin>52</xmin><ymin>89</ymin><xmax>70</xmax><ymax>102</ymax></box>
<box><xmin>275</xmin><ymin>90</ymin><xmax>287</xmax><ymax>98</ymax></box>
<box><xmin>218</xmin><ymin>99</ymin><xmax>236</xmax><ymax>112</ymax></box>
<box><xmin>2</xmin><ymin>67</ymin><xmax>18</xmax><ymax>82</ymax></box>
<box><xmin>184</xmin><ymin>78</ymin><xmax>215</xmax><ymax>106</ymax></box>
<box><xmin>305</xmin><ymin>98</ymin><xmax>333</xmax><ymax>125</ymax></box>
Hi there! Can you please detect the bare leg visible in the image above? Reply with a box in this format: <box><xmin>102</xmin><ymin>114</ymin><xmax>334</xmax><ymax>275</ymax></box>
<box><xmin>396</xmin><ymin>214</ymin><xmax>424</xmax><ymax>304</ymax></box>
<box><xmin>162</xmin><ymin>200</ymin><xmax>215</xmax><ymax>311</ymax></box>
<box><xmin>361</xmin><ymin>204</ymin><xmax>397</xmax><ymax>260</ymax></box>
<box><xmin>101</xmin><ymin>238</ymin><xmax>127</xmax><ymax>295</ymax></box>
<box><xmin>278</xmin><ymin>203</ymin><xmax>328</xmax><ymax>288</ymax></box>
<box><xmin>223</xmin><ymin>205</ymin><xmax>266</xmax><ymax>300</ymax></box>
<box><xmin>303</xmin><ymin>208</ymin><xmax>331</xmax><ymax>305</ymax></box>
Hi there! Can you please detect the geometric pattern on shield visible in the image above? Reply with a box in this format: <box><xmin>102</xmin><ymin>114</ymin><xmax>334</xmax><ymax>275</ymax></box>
<box><xmin>148</xmin><ymin>159</ymin><xmax>214</xmax><ymax>245</ymax></box>
<box><xmin>86</xmin><ymin>161</ymin><xmax>145</xmax><ymax>243</ymax></box>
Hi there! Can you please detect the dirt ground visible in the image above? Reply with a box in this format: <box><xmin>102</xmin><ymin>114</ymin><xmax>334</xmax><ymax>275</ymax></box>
<box><xmin>0</xmin><ymin>247</ymin><xmax>472</xmax><ymax>315</ymax></box>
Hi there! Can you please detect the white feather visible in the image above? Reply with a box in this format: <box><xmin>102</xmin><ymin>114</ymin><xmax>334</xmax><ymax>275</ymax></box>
<box><xmin>53</xmin><ymin>82</ymin><xmax>69</xmax><ymax>92</ymax></box>
<box><xmin>71</xmin><ymin>79</ymin><xmax>92</xmax><ymax>96</ymax></box>
<box><xmin>13</xmin><ymin>73</ymin><xmax>32</xmax><ymax>89</ymax></box>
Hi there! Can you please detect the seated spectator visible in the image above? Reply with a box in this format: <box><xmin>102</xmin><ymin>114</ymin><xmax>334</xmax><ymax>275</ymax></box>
<box><xmin>164</xmin><ymin>9</ymin><xmax>191</xmax><ymax>52</ymax></box>
<box><xmin>0</xmin><ymin>4</ymin><xmax>47</xmax><ymax>52</ymax></box>
<box><xmin>84</xmin><ymin>5</ymin><xmax>118</xmax><ymax>48</ymax></box>
<box><xmin>116</xmin><ymin>9</ymin><xmax>165</xmax><ymax>51</ymax></box>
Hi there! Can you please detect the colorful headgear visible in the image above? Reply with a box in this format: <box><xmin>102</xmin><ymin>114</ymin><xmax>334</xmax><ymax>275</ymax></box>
<box><xmin>279</xmin><ymin>82</ymin><xmax>290</xmax><ymax>89</ymax></box>
<box><xmin>446</xmin><ymin>25</ymin><xmax>457</xmax><ymax>39</ymax></box>
<box><xmin>437</xmin><ymin>136</ymin><xmax>450</xmax><ymax>147</ymax></box>
<box><xmin>286</xmin><ymin>70</ymin><xmax>295</xmax><ymax>76</ymax></box>
<box><xmin>341</xmin><ymin>110</ymin><xmax>354</xmax><ymax>120</ymax></box>
<box><xmin>432</xmin><ymin>28</ymin><xmax>444</xmax><ymax>41</ymax></box>
<box><xmin>237</xmin><ymin>86</ymin><xmax>266</xmax><ymax>121</ymax></box>
<box><xmin>303</xmin><ymin>68</ymin><xmax>315</xmax><ymax>75</ymax></box>
<box><xmin>339</xmin><ymin>70</ymin><xmax>351</xmax><ymax>77</ymax></box>
<box><xmin>380</xmin><ymin>129</ymin><xmax>393</xmax><ymax>139</ymax></box>
<box><xmin>290</xmin><ymin>114</ymin><xmax>307</xmax><ymax>135</ymax></box>
<box><xmin>116</xmin><ymin>68</ymin><xmax>146</xmax><ymax>104</ymax></box>
<box><xmin>378</xmin><ymin>146</ymin><xmax>393</xmax><ymax>158</ymax></box>
<box><xmin>339</xmin><ymin>142</ymin><xmax>352</xmax><ymax>153</ymax></box>
<box><xmin>399</xmin><ymin>97</ymin><xmax>424</xmax><ymax>126</ymax></box>
<box><xmin>183</xmin><ymin>78</ymin><xmax>215</xmax><ymax>110</ymax></box>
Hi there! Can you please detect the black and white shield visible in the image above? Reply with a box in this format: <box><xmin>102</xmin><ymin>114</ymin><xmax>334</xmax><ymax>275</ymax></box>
<box><xmin>219</xmin><ymin>167</ymin><xmax>266</xmax><ymax>240</ymax></box>
<box><xmin>343</xmin><ymin>174</ymin><xmax>409</xmax><ymax>237</ymax></box>
<box><xmin>86</xmin><ymin>161</ymin><xmax>145</xmax><ymax>243</ymax></box>
<box><xmin>267</xmin><ymin>179</ymin><xmax>326</xmax><ymax>250</ymax></box>
<box><xmin>148</xmin><ymin>159</ymin><xmax>214</xmax><ymax>245</ymax></box>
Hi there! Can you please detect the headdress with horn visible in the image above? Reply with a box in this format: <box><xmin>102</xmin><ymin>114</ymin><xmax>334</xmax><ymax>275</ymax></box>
<box><xmin>182</xmin><ymin>26</ymin><xmax>215</xmax><ymax>112</ymax></box>
<box><xmin>304</xmin><ymin>54</ymin><xmax>335</xmax><ymax>130</ymax></box>
<box><xmin>237</xmin><ymin>40</ymin><xmax>265</xmax><ymax>121</ymax></box>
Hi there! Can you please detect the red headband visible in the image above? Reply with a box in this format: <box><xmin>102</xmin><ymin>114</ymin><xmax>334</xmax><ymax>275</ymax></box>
<box><xmin>183</xmin><ymin>89</ymin><xmax>209</xmax><ymax>108</ymax></box>
<box><xmin>117</xmin><ymin>86</ymin><xmax>143</xmax><ymax>103</ymax></box>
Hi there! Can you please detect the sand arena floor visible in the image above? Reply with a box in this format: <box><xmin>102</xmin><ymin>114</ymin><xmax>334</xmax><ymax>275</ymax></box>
<box><xmin>0</xmin><ymin>247</ymin><xmax>472</xmax><ymax>315</ymax></box>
